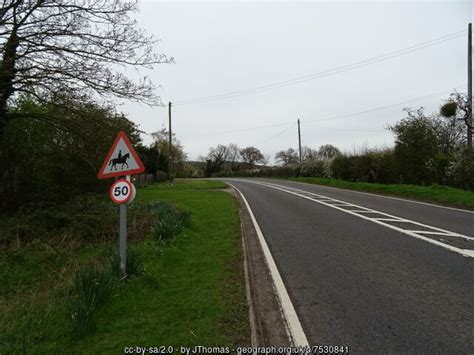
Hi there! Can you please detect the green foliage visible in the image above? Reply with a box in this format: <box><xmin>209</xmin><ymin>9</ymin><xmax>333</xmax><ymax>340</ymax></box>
<box><xmin>106</xmin><ymin>246</ymin><xmax>144</xmax><ymax>278</ymax></box>
<box><xmin>440</xmin><ymin>101</ymin><xmax>457</xmax><ymax>118</ymax></box>
<box><xmin>390</xmin><ymin>109</ymin><xmax>439</xmax><ymax>184</ymax></box>
<box><xmin>0</xmin><ymin>94</ymin><xmax>142</xmax><ymax>212</ymax></box>
<box><xmin>0</xmin><ymin>194</ymin><xmax>154</xmax><ymax>248</ymax></box>
<box><xmin>137</xmin><ymin>128</ymin><xmax>187</xmax><ymax>178</ymax></box>
<box><xmin>149</xmin><ymin>202</ymin><xmax>191</xmax><ymax>242</ymax></box>
<box><xmin>300</xmin><ymin>161</ymin><xmax>325</xmax><ymax>177</ymax></box>
<box><xmin>449</xmin><ymin>148</ymin><xmax>474</xmax><ymax>190</ymax></box>
<box><xmin>68</xmin><ymin>265</ymin><xmax>115</xmax><ymax>338</ymax></box>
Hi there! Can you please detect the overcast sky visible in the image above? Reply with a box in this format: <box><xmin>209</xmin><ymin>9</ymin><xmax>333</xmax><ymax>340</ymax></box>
<box><xmin>123</xmin><ymin>0</ymin><xmax>472</xmax><ymax>161</ymax></box>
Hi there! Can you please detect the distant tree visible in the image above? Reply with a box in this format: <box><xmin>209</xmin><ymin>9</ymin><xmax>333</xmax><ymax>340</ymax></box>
<box><xmin>317</xmin><ymin>144</ymin><xmax>341</xmax><ymax>160</ymax></box>
<box><xmin>240</xmin><ymin>146</ymin><xmax>264</xmax><ymax>168</ymax></box>
<box><xmin>301</xmin><ymin>145</ymin><xmax>318</xmax><ymax>161</ymax></box>
<box><xmin>147</xmin><ymin>128</ymin><xmax>186</xmax><ymax>178</ymax></box>
<box><xmin>0</xmin><ymin>0</ymin><xmax>172</xmax><ymax>137</ymax></box>
<box><xmin>227</xmin><ymin>143</ymin><xmax>241</xmax><ymax>170</ymax></box>
<box><xmin>208</xmin><ymin>145</ymin><xmax>229</xmax><ymax>168</ymax></box>
<box><xmin>389</xmin><ymin>108</ymin><xmax>439</xmax><ymax>184</ymax></box>
<box><xmin>275</xmin><ymin>148</ymin><xmax>299</xmax><ymax>166</ymax></box>
<box><xmin>262</xmin><ymin>154</ymin><xmax>272</xmax><ymax>167</ymax></box>
<box><xmin>203</xmin><ymin>144</ymin><xmax>229</xmax><ymax>177</ymax></box>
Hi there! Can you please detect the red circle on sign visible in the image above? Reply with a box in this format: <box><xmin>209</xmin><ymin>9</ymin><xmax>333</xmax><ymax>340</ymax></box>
<box><xmin>109</xmin><ymin>179</ymin><xmax>133</xmax><ymax>204</ymax></box>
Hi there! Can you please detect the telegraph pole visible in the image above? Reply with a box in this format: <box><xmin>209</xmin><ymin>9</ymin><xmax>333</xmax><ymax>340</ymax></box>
<box><xmin>468</xmin><ymin>22</ymin><xmax>472</xmax><ymax>148</ymax></box>
<box><xmin>297</xmin><ymin>119</ymin><xmax>302</xmax><ymax>163</ymax></box>
<box><xmin>168</xmin><ymin>101</ymin><xmax>173</xmax><ymax>184</ymax></box>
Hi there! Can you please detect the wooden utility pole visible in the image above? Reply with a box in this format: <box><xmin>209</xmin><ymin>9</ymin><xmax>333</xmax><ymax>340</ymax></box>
<box><xmin>168</xmin><ymin>101</ymin><xmax>173</xmax><ymax>184</ymax></box>
<box><xmin>297</xmin><ymin>119</ymin><xmax>302</xmax><ymax>163</ymax></box>
<box><xmin>468</xmin><ymin>23</ymin><xmax>472</xmax><ymax>148</ymax></box>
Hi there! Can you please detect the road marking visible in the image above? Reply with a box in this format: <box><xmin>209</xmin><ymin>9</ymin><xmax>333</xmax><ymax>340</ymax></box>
<box><xmin>227</xmin><ymin>183</ymin><xmax>309</xmax><ymax>346</ymax></box>
<box><xmin>277</xmin><ymin>179</ymin><xmax>474</xmax><ymax>214</ymax></box>
<box><xmin>236</xmin><ymin>180</ymin><xmax>474</xmax><ymax>258</ymax></box>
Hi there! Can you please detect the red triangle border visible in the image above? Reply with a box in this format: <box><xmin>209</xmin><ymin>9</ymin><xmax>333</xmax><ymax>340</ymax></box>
<box><xmin>97</xmin><ymin>131</ymin><xmax>145</xmax><ymax>179</ymax></box>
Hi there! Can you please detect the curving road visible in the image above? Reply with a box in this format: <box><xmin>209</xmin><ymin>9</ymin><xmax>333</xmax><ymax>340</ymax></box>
<box><xmin>223</xmin><ymin>178</ymin><xmax>474</xmax><ymax>354</ymax></box>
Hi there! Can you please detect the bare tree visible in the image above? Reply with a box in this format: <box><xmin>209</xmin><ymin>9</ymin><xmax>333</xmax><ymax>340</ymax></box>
<box><xmin>275</xmin><ymin>148</ymin><xmax>299</xmax><ymax>166</ymax></box>
<box><xmin>207</xmin><ymin>144</ymin><xmax>229</xmax><ymax>170</ymax></box>
<box><xmin>301</xmin><ymin>145</ymin><xmax>318</xmax><ymax>161</ymax></box>
<box><xmin>317</xmin><ymin>144</ymin><xmax>341</xmax><ymax>160</ymax></box>
<box><xmin>262</xmin><ymin>154</ymin><xmax>271</xmax><ymax>167</ymax></box>
<box><xmin>0</xmin><ymin>0</ymin><xmax>172</xmax><ymax>135</ymax></box>
<box><xmin>239</xmin><ymin>146</ymin><xmax>264</xmax><ymax>168</ymax></box>
<box><xmin>227</xmin><ymin>143</ymin><xmax>241</xmax><ymax>170</ymax></box>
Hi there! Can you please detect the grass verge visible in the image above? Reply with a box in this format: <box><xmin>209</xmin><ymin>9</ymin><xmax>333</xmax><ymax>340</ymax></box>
<box><xmin>284</xmin><ymin>177</ymin><xmax>474</xmax><ymax>209</ymax></box>
<box><xmin>0</xmin><ymin>179</ymin><xmax>249</xmax><ymax>353</ymax></box>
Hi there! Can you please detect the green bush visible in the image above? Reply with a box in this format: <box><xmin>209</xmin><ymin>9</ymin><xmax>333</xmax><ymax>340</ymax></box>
<box><xmin>300</xmin><ymin>161</ymin><xmax>325</xmax><ymax>177</ymax></box>
<box><xmin>68</xmin><ymin>265</ymin><xmax>115</xmax><ymax>338</ymax></box>
<box><xmin>449</xmin><ymin>148</ymin><xmax>474</xmax><ymax>190</ymax></box>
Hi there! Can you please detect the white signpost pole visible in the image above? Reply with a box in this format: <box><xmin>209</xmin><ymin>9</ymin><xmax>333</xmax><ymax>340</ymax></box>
<box><xmin>119</xmin><ymin>201</ymin><xmax>127</xmax><ymax>277</ymax></box>
<box><xmin>119</xmin><ymin>174</ymin><xmax>132</xmax><ymax>277</ymax></box>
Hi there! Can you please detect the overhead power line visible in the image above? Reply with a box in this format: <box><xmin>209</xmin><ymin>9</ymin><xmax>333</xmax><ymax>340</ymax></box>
<box><xmin>303</xmin><ymin>85</ymin><xmax>466</xmax><ymax>124</ymax></box>
<box><xmin>173</xmin><ymin>29</ymin><xmax>466</xmax><ymax>106</ymax></box>
<box><xmin>174</xmin><ymin>85</ymin><xmax>464</xmax><ymax>138</ymax></box>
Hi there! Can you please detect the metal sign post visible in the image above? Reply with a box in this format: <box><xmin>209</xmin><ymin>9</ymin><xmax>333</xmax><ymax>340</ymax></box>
<box><xmin>99</xmin><ymin>131</ymin><xmax>144</xmax><ymax>278</ymax></box>
<box><xmin>119</xmin><ymin>202</ymin><xmax>127</xmax><ymax>277</ymax></box>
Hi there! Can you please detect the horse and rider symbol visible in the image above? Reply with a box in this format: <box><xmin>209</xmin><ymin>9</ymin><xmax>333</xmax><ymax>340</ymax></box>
<box><xmin>109</xmin><ymin>150</ymin><xmax>130</xmax><ymax>171</ymax></box>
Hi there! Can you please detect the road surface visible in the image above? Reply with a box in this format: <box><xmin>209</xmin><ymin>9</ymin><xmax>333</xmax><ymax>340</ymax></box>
<box><xmin>223</xmin><ymin>178</ymin><xmax>474</xmax><ymax>354</ymax></box>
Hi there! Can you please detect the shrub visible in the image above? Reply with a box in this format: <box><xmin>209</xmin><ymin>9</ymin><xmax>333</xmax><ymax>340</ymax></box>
<box><xmin>449</xmin><ymin>148</ymin><xmax>474</xmax><ymax>190</ymax></box>
<box><xmin>68</xmin><ymin>265</ymin><xmax>115</xmax><ymax>338</ymax></box>
<box><xmin>300</xmin><ymin>161</ymin><xmax>325</xmax><ymax>177</ymax></box>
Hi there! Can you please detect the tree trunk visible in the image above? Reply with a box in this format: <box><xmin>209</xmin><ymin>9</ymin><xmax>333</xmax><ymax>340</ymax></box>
<box><xmin>0</xmin><ymin>29</ymin><xmax>19</xmax><ymax>137</ymax></box>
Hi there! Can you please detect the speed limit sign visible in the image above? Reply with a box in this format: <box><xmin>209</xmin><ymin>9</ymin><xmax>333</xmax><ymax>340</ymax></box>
<box><xmin>109</xmin><ymin>179</ymin><xmax>133</xmax><ymax>204</ymax></box>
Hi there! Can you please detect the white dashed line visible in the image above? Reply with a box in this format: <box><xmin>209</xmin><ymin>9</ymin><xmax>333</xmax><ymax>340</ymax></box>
<box><xmin>236</xmin><ymin>180</ymin><xmax>474</xmax><ymax>258</ymax></box>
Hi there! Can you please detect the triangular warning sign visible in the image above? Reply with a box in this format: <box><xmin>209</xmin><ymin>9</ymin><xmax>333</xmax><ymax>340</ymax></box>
<box><xmin>98</xmin><ymin>131</ymin><xmax>145</xmax><ymax>179</ymax></box>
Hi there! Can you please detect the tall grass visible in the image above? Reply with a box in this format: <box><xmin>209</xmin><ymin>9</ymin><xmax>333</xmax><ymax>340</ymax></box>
<box><xmin>68</xmin><ymin>265</ymin><xmax>115</xmax><ymax>338</ymax></box>
<box><xmin>148</xmin><ymin>202</ymin><xmax>191</xmax><ymax>242</ymax></box>
<box><xmin>106</xmin><ymin>246</ymin><xmax>144</xmax><ymax>278</ymax></box>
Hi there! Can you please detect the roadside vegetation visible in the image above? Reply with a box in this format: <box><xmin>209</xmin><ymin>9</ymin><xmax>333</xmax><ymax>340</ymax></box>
<box><xmin>284</xmin><ymin>177</ymin><xmax>474</xmax><ymax>209</ymax></box>
<box><xmin>0</xmin><ymin>180</ymin><xmax>248</xmax><ymax>353</ymax></box>
<box><xmin>202</xmin><ymin>93</ymin><xmax>474</xmax><ymax>208</ymax></box>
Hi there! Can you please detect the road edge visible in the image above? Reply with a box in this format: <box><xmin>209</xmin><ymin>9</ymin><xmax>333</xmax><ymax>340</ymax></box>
<box><xmin>227</xmin><ymin>183</ymin><xmax>309</xmax><ymax>347</ymax></box>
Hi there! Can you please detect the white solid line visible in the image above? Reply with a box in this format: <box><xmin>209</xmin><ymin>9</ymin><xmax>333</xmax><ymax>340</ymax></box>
<box><xmin>410</xmin><ymin>231</ymin><xmax>470</xmax><ymax>238</ymax></box>
<box><xmin>227</xmin><ymin>183</ymin><xmax>309</xmax><ymax>346</ymax></box>
<box><xmin>247</xmin><ymin>180</ymin><xmax>474</xmax><ymax>258</ymax></box>
<box><xmin>277</xmin><ymin>179</ymin><xmax>474</xmax><ymax>214</ymax></box>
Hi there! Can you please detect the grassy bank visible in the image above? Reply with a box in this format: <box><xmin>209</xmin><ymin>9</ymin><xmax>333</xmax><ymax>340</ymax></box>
<box><xmin>284</xmin><ymin>177</ymin><xmax>474</xmax><ymax>209</ymax></box>
<box><xmin>0</xmin><ymin>180</ymin><xmax>248</xmax><ymax>353</ymax></box>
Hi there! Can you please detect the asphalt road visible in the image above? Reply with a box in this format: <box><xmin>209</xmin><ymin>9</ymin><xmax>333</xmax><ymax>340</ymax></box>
<box><xmin>223</xmin><ymin>178</ymin><xmax>474</xmax><ymax>354</ymax></box>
